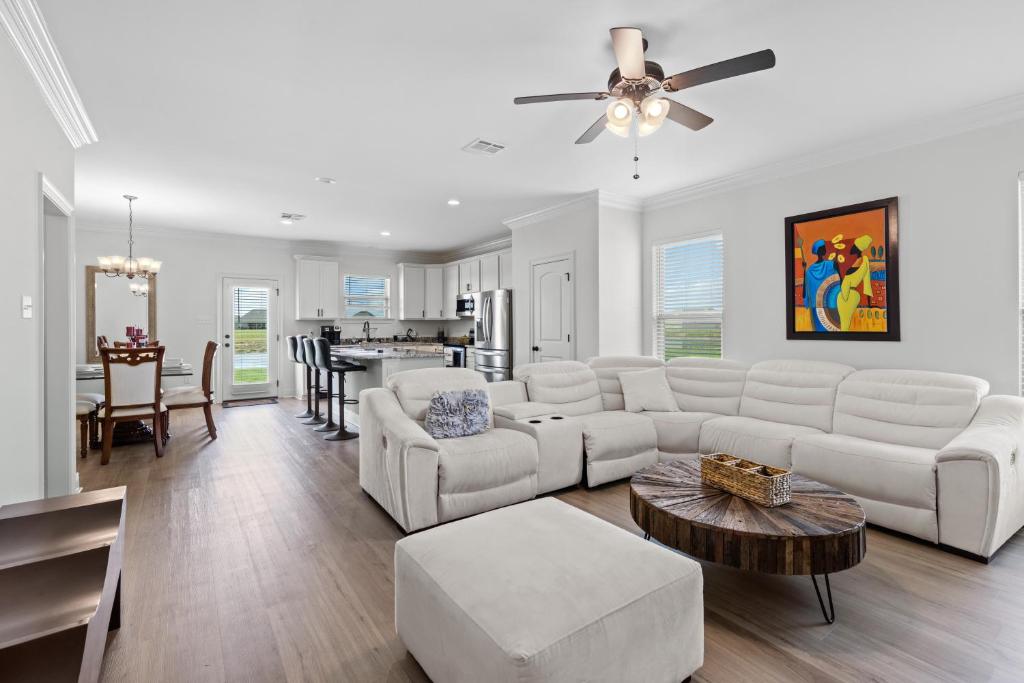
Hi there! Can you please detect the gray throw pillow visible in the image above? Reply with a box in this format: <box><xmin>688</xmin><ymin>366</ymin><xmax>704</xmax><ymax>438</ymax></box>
<box><xmin>425</xmin><ymin>389</ymin><xmax>490</xmax><ymax>439</ymax></box>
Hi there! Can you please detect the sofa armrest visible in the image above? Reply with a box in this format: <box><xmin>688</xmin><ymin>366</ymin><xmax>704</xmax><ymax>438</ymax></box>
<box><xmin>494</xmin><ymin>401</ymin><xmax>561</xmax><ymax>421</ymax></box>
<box><xmin>358</xmin><ymin>388</ymin><xmax>441</xmax><ymax>532</ymax></box>
<box><xmin>488</xmin><ymin>380</ymin><xmax>528</xmax><ymax>407</ymax></box>
<box><xmin>936</xmin><ymin>395</ymin><xmax>1024</xmax><ymax>558</ymax></box>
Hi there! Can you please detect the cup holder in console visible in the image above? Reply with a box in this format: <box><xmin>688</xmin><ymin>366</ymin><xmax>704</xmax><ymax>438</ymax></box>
<box><xmin>528</xmin><ymin>420</ymin><xmax>542</xmax><ymax>424</ymax></box>
<box><xmin>550</xmin><ymin>416</ymin><xmax>564</xmax><ymax>420</ymax></box>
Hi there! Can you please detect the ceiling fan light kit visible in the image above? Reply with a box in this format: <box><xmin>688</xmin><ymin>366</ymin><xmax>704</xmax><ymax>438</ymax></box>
<box><xmin>513</xmin><ymin>26</ymin><xmax>776</xmax><ymax>173</ymax></box>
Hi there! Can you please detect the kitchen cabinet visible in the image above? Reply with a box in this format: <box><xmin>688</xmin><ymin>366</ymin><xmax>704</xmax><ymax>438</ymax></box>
<box><xmin>498</xmin><ymin>250</ymin><xmax>514</xmax><ymax>289</ymax></box>
<box><xmin>399</xmin><ymin>263</ymin><xmax>447</xmax><ymax>320</ymax></box>
<box><xmin>424</xmin><ymin>265</ymin><xmax>444</xmax><ymax>319</ymax></box>
<box><xmin>295</xmin><ymin>257</ymin><xmax>339</xmax><ymax>320</ymax></box>
<box><xmin>459</xmin><ymin>259</ymin><xmax>480</xmax><ymax>294</ymax></box>
<box><xmin>442</xmin><ymin>263</ymin><xmax>459</xmax><ymax>319</ymax></box>
<box><xmin>398</xmin><ymin>264</ymin><xmax>425</xmax><ymax>319</ymax></box>
<box><xmin>479</xmin><ymin>253</ymin><xmax>499</xmax><ymax>291</ymax></box>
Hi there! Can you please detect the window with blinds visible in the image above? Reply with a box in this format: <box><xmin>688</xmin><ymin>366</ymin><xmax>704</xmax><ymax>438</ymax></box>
<box><xmin>653</xmin><ymin>234</ymin><xmax>724</xmax><ymax>360</ymax></box>
<box><xmin>343</xmin><ymin>274</ymin><xmax>390</xmax><ymax>318</ymax></box>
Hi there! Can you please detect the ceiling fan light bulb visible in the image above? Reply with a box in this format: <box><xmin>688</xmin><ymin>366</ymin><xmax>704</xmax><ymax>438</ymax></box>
<box><xmin>640</xmin><ymin>96</ymin><xmax>669</xmax><ymax>126</ymax></box>
<box><xmin>638</xmin><ymin>120</ymin><xmax>662</xmax><ymax>137</ymax></box>
<box><xmin>606</xmin><ymin>97</ymin><xmax>634</xmax><ymax>127</ymax></box>
<box><xmin>605</xmin><ymin>121</ymin><xmax>631</xmax><ymax>138</ymax></box>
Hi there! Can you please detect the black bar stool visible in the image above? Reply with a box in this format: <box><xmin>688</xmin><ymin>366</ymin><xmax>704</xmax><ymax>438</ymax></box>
<box><xmin>325</xmin><ymin>355</ymin><xmax>366</xmax><ymax>442</ymax></box>
<box><xmin>288</xmin><ymin>335</ymin><xmax>315</xmax><ymax>419</ymax></box>
<box><xmin>311</xmin><ymin>338</ymin><xmax>339</xmax><ymax>433</ymax></box>
<box><xmin>301</xmin><ymin>337</ymin><xmax>326</xmax><ymax>425</ymax></box>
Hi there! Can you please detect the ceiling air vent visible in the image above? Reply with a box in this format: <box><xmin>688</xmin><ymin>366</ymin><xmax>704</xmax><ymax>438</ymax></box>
<box><xmin>462</xmin><ymin>138</ymin><xmax>506</xmax><ymax>156</ymax></box>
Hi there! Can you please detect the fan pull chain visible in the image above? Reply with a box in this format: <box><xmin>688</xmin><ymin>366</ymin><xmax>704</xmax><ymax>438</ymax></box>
<box><xmin>632</xmin><ymin>134</ymin><xmax>640</xmax><ymax>180</ymax></box>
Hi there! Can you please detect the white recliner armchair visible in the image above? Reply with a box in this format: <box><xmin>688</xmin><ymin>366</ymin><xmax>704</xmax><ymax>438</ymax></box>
<box><xmin>358</xmin><ymin>368</ymin><xmax>539</xmax><ymax>533</ymax></box>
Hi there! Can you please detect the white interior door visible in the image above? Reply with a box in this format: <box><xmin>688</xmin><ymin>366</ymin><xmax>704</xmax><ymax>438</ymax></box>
<box><xmin>221</xmin><ymin>277</ymin><xmax>279</xmax><ymax>401</ymax></box>
<box><xmin>531</xmin><ymin>257</ymin><xmax>574</xmax><ymax>362</ymax></box>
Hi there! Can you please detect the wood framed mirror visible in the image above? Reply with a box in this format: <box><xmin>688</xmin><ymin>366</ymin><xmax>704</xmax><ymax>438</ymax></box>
<box><xmin>85</xmin><ymin>265</ymin><xmax>157</xmax><ymax>362</ymax></box>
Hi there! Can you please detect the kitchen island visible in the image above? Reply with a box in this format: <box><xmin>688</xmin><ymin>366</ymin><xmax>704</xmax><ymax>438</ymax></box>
<box><xmin>329</xmin><ymin>345</ymin><xmax>445</xmax><ymax>427</ymax></box>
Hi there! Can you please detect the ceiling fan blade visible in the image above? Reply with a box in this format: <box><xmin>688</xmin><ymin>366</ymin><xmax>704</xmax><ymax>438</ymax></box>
<box><xmin>575</xmin><ymin>115</ymin><xmax>607</xmax><ymax>144</ymax></box>
<box><xmin>610</xmin><ymin>27</ymin><xmax>645</xmax><ymax>80</ymax></box>
<box><xmin>666</xmin><ymin>99</ymin><xmax>713</xmax><ymax>131</ymax></box>
<box><xmin>664</xmin><ymin>49</ymin><xmax>776</xmax><ymax>92</ymax></box>
<box><xmin>514</xmin><ymin>92</ymin><xmax>609</xmax><ymax>105</ymax></box>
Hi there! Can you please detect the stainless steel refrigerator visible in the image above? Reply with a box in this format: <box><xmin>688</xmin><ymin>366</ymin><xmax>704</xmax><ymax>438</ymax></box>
<box><xmin>473</xmin><ymin>289</ymin><xmax>512</xmax><ymax>382</ymax></box>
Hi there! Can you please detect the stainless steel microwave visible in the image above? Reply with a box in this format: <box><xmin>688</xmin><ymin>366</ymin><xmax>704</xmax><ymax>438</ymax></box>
<box><xmin>456</xmin><ymin>293</ymin><xmax>476</xmax><ymax>318</ymax></box>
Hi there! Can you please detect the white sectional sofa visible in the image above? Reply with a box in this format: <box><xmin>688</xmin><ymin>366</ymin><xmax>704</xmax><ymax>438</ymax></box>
<box><xmin>358</xmin><ymin>358</ymin><xmax>1024</xmax><ymax>561</ymax></box>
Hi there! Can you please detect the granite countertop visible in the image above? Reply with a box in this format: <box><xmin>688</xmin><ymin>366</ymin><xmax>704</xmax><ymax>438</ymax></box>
<box><xmin>330</xmin><ymin>346</ymin><xmax>444</xmax><ymax>361</ymax></box>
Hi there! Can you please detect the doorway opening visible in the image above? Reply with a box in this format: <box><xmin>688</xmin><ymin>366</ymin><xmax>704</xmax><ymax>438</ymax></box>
<box><xmin>41</xmin><ymin>177</ymin><xmax>75</xmax><ymax>497</ymax></box>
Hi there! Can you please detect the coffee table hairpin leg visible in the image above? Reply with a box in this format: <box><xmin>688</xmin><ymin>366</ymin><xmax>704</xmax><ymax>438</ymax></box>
<box><xmin>811</xmin><ymin>574</ymin><xmax>835</xmax><ymax>624</ymax></box>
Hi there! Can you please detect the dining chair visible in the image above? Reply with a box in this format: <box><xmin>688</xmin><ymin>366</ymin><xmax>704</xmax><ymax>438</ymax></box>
<box><xmin>99</xmin><ymin>346</ymin><xmax>166</xmax><ymax>464</ymax></box>
<box><xmin>96</xmin><ymin>335</ymin><xmax>109</xmax><ymax>351</ymax></box>
<box><xmin>75</xmin><ymin>401</ymin><xmax>95</xmax><ymax>459</ymax></box>
<box><xmin>163</xmin><ymin>341</ymin><xmax>218</xmax><ymax>439</ymax></box>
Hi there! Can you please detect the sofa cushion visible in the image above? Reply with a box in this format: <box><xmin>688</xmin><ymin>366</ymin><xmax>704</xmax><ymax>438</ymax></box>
<box><xmin>388</xmin><ymin>368</ymin><xmax>491</xmax><ymax>423</ymax></box>
<box><xmin>587</xmin><ymin>356</ymin><xmax>665</xmax><ymax>411</ymax></box>
<box><xmin>619</xmin><ymin>367</ymin><xmax>678</xmax><ymax>413</ymax></box>
<box><xmin>665</xmin><ymin>358</ymin><xmax>748</xmax><ymax>415</ymax></box>
<box><xmin>578</xmin><ymin>411</ymin><xmax>658</xmax><ymax>485</ymax></box>
<box><xmin>739</xmin><ymin>360</ymin><xmax>854</xmax><ymax>432</ymax></box>
<box><xmin>698</xmin><ymin>415</ymin><xmax>823</xmax><ymax>469</ymax></box>
<box><xmin>514</xmin><ymin>361</ymin><xmax>604</xmax><ymax>416</ymax></box>
<box><xmin>394</xmin><ymin>498</ymin><xmax>704</xmax><ymax>683</ymax></box>
<box><xmin>643</xmin><ymin>411</ymin><xmax>719</xmax><ymax>457</ymax></box>
<box><xmin>437</xmin><ymin>429</ymin><xmax>539</xmax><ymax>523</ymax></box>
<box><xmin>425</xmin><ymin>389</ymin><xmax>491</xmax><ymax>439</ymax></box>
<box><xmin>834</xmin><ymin>369</ymin><xmax>988</xmax><ymax>449</ymax></box>
<box><xmin>792</xmin><ymin>433</ymin><xmax>937</xmax><ymax>512</ymax></box>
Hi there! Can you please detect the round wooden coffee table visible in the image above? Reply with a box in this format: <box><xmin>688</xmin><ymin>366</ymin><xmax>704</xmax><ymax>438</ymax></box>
<box><xmin>629</xmin><ymin>459</ymin><xmax>866</xmax><ymax>623</ymax></box>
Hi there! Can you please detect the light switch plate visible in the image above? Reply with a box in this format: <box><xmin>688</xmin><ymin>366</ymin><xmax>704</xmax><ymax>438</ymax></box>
<box><xmin>21</xmin><ymin>295</ymin><xmax>32</xmax><ymax>319</ymax></box>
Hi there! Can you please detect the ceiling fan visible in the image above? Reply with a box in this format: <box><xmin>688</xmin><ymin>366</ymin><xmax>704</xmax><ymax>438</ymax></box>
<box><xmin>513</xmin><ymin>27</ymin><xmax>775</xmax><ymax>144</ymax></box>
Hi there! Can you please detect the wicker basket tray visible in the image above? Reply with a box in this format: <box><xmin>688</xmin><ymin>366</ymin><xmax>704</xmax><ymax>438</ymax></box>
<box><xmin>699</xmin><ymin>453</ymin><xmax>792</xmax><ymax>507</ymax></box>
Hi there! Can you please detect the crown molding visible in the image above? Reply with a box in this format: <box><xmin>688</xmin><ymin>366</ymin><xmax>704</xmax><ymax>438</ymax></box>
<box><xmin>0</xmin><ymin>0</ymin><xmax>97</xmax><ymax>148</ymax></box>
<box><xmin>596</xmin><ymin>190</ymin><xmax>643</xmax><ymax>212</ymax></box>
<box><xmin>438</xmin><ymin>234</ymin><xmax>512</xmax><ymax>263</ymax></box>
<box><xmin>644</xmin><ymin>90</ymin><xmax>1024</xmax><ymax>212</ymax></box>
<box><xmin>502</xmin><ymin>192</ymin><xmax>599</xmax><ymax>230</ymax></box>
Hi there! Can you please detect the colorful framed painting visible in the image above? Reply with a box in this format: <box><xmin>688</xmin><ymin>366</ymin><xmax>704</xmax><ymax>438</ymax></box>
<box><xmin>785</xmin><ymin>197</ymin><xmax>900</xmax><ymax>341</ymax></box>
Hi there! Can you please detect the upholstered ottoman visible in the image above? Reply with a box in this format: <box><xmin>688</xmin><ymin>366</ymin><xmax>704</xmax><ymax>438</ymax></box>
<box><xmin>395</xmin><ymin>498</ymin><xmax>703</xmax><ymax>682</ymax></box>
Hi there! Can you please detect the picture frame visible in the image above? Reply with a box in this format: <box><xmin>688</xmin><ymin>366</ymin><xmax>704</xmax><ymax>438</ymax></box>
<box><xmin>784</xmin><ymin>197</ymin><xmax>900</xmax><ymax>341</ymax></box>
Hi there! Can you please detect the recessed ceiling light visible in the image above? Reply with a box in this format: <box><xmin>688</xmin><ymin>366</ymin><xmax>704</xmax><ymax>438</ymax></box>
<box><xmin>380</xmin><ymin>231</ymin><xmax>391</xmax><ymax>236</ymax></box>
<box><xmin>447</xmin><ymin>198</ymin><xmax>461</xmax><ymax>206</ymax></box>
<box><xmin>315</xmin><ymin>177</ymin><xmax>336</xmax><ymax>184</ymax></box>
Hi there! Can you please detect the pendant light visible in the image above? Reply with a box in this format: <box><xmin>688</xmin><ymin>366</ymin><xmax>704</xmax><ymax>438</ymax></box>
<box><xmin>97</xmin><ymin>195</ymin><xmax>161</xmax><ymax>279</ymax></box>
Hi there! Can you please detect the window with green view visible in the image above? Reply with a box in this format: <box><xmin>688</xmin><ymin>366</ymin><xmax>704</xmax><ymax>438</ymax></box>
<box><xmin>653</xmin><ymin>234</ymin><xmax>724</xmax><ymax>360</ymax></box>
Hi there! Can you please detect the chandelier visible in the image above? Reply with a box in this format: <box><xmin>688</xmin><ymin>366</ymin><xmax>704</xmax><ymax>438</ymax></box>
<box><xmin>97</xmin><ymin>195</ymin><xmax>161</xmax><ymax>278</ymax></box>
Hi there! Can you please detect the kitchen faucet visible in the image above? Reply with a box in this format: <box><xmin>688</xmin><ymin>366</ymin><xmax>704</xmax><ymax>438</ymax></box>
<box><xmin>362</xmin><ymin>320</ymin><xmax>372</xmax><ymax>342</ymax></box>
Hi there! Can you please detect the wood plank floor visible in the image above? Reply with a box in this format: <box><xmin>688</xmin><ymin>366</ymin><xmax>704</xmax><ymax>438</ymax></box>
<box><xmin>79</xmin><ymin>400</ymin><xmax>1024</xmax><ymax>682</ymax></box>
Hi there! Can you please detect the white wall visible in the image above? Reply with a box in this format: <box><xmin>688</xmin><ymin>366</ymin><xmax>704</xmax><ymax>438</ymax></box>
<box><xmin>75</xmin><ymin>227</ymin><xmax>474</xmax><ymax>397</ymax></box>
<box><xmin>643</xmin><ymin>119</ymin><xmax>1024</xmax><ymax>395</ymax></box>
<box><xmin>0</xmin><ymin>38</ymin><xmax>75</xmax><ymax>504</ymax></box>
<box><xmin>598</xmin><ymin>205</ymin><xmax>643</xmax><ymax>356</ymax></box>
<box><xmin>510</xmin><ymin>198</ymin><xmax>600</xmax><ymax>364</ymax></box>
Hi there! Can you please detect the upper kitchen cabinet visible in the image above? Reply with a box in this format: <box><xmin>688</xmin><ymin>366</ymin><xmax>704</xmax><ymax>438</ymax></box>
<box><xmin>442</xmin><ymin>263</ymin><xmax>459</xmax><ymax>319</ymax></box>
<box><xmin>399</xmin><ymin>263</ymin><xmax>445</xmax><ymax>320</ymax></box>
<box><xmin>295</xmin><ymin>256</ymin><xmax>339</xmax><ymax>320</ymax></box>
<box><xmin>498</xmin><ymin>250</ymin><xmax>514</xmax><ymax>289</ymax></box>
<box><xmin>424</xmin><ymin>265</ymin><xmax>444</xmax><ymax>320</ymax></box>
<box><xmin>479</xmin><ymin>253</ymin><xmax>499</xmax><ymax>291</ymax></box>
<box><xmin>459</xmin><ymin>259</ymin><xmax>480</xmax><ymax>294</ymax></box>
<box><xmin>398</xmin><ymin>264</ymin><xmax>425</xmax><ymax>319</ymax></box>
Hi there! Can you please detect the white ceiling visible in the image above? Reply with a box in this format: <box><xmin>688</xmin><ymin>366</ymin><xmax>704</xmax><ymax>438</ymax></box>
<box><xmin>38</xmin><ymin>0</ymin><xmax>1024</xmax><ymax>252</ymax></box>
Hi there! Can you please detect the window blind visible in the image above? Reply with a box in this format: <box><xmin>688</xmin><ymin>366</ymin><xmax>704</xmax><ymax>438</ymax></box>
<box><xmin>653</xmin><ymin>234</ymin><xmax>724</xmax><ymax>360</ymax></box>
<box><xmin>343</xmin><ymin>274</ymin><xmax>390</xmax><ymax>318</ymax></box>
